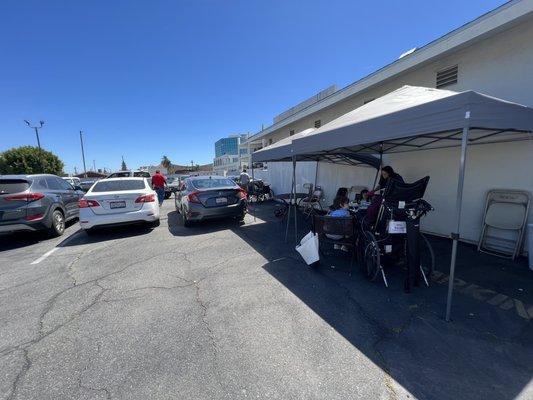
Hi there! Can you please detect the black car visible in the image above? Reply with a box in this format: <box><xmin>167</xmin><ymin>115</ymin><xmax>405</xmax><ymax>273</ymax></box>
<box><xmin>0</xmin><ymin>174</ymin><xmax>84</xmax><ymax>236</ymax></box>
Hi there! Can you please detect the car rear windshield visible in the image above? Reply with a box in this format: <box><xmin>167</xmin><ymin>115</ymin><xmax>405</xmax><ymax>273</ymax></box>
<box><xmin>91</xmin><ymin>180</ymin><xmax>146</xmax><ymax>192</ymax></box>
<box><xmin>191</xmin><ymin>178</ymin><xmax>235</xmax><ymax>189</ymax></box>
<box><xmin>0</xmin><ymin>179</ymin><xmax>30</xmax><ymax>195</ymax></box>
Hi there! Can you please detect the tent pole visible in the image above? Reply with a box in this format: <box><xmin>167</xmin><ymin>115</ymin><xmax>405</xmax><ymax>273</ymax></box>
<box><xmin>285</xmin><ymin>160</ymin><xmax>295</xmax><ymax>243</ymax></box>
<box><xmin>251</xmin><ymin>162</ymin><xmax>256</xmax><ymax>222</ymax></box>
<box><xmin>293</xmin><ymin>156</ymin><xmax>298</xmax><ymax>244</ymax></box>
<box><xmin>373</xmin><ymin>143</ymin><xmax>383</xmax><ymax>188</ymax></box>
<box><xmin>313</xmin><ymin>160</ymin><xmax>319</xmax><ymax>191</ymax></box>
<box><xmin>445</xmin><ymin>125</ymin><xmax>470</xmax><ymax>322</ymax></box>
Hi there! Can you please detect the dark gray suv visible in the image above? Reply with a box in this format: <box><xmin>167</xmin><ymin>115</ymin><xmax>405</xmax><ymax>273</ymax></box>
<box><xmin>0</xmin><ymin>174</ymin><xmax>84</xmax><ymax>237</ymax></box>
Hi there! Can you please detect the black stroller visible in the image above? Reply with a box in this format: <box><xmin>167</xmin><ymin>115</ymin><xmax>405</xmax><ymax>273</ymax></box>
<box><xmin>356</xmin><ymin>176</ymin><xmax>435</xmax><ymax>289</ymax></box>
<box><xmin>247</xmin><ymin>179</ymin><xmax>274</xmax><ymax>203</ymax></box>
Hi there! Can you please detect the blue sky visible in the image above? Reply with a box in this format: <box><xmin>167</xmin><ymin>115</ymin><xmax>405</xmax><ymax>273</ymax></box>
<box><xmin>0</xmin><ymin>0</ymin><xmax>505</xmax><ymax>173</ymax></box>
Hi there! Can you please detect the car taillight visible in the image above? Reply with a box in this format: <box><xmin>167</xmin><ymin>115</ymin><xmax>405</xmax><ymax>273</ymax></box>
<box><xmin>135</xmin><ymin>194</ymin><xmax>155</xmax><ymax>203</ymax></box>
<box><xmin>78</xmin><ymin>199</ymin><xmax>100</xmax><ymax>208</ymax></box>
<box><xmin>236</xmin><ymin>189</ymin><xmax>247</xmax><ymax>199</ymax></box>
<box><xmin>188</xmin><ymin>191</ymin><xmax>201</xmax><ymax>203</ymax></box>
<box><xmin>5</xmin><ymin>193</ymin><xmax>45</xmax><ymax>202</ymax></box>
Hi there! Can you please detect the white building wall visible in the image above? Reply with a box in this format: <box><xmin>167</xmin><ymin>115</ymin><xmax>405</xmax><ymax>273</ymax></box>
<box><xmin>258</xmin><ymin>17</ymin><xmax>533</xmax><ymax>248</ymax></box>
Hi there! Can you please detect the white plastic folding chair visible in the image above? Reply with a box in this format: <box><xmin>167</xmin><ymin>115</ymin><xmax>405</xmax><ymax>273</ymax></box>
<box><xmin>477</xmin><ymin>189</ymin><xmax>531</xmax><ymax>259</ymax></box>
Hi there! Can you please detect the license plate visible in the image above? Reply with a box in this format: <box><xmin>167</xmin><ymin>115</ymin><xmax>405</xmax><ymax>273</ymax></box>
<box><xmin>110</xmin><ymin>201</ymin><xmax>126</xmax><ymax>209</ymax></box>
<box><xmin>388</xmin><ymin>220</ymin><xmax>407</xmax><ymax>234</ymax></box>
<box><xmin>215</xmin><ymin>197</ymin><xmax>228</xmax><ymax>204</ymax></box>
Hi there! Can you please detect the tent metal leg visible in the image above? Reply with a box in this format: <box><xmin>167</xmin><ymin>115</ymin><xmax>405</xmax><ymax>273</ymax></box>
<box><xmin>373</xmin><ymin>146</ymin><xmax>383</xmax><ymax>188</ymax></box>
<box><xmin>285</xmin><ymin>161</ymin><xmax>295</xmax><ymax>243</ymax></box>
<box><xmin>313</xmin><ymin>160</ymin><xmax>319</xmax><ymax>191</ymax></box>
<box><xmin>445</xmin><ymin>125</ymin><xmax>470</xmax><ymax>322</ymax></box>
<box><xmin>251</xmin><ymin>163</ymin><xmax>256</xmax><ymax>222</ymax></box>
<box><xmin>293</xmin><ymin>157</ymin><xmax>297</xmax><ymax>244</ymax></box>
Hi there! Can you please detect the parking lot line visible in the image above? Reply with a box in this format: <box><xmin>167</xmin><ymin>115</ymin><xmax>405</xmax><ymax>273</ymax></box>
<box><xmin>30</xmin><ymin>247</ymin><xmax>59</xmax><ymax>265</ymax></box>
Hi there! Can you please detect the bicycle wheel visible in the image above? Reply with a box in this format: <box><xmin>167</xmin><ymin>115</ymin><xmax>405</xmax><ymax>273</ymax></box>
<box><xmin>364</xmin><ymin>232</ymin><xmax>381</xmax><ymax>281</ymax></box>
<box><xmin>419</xmin><ymin>233</ymin><xmax>435</xmax><ymax>278</ymax></box>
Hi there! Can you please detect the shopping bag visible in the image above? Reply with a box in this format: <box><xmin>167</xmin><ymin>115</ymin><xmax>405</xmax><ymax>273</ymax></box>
<box><xmin>295</xmin><ymin>231</ymin><xmax>320</xmax><ymax>265</ymax></box>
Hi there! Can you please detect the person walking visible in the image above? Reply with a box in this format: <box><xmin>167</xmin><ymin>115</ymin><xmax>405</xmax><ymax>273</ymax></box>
<box><xmin>239</xmin><ymin>168</ymin><xmax>251</xmax><ymax>191</ymax></box>
<box><xmin>151</xmin><ymin>170</ymin><xmax>167</xmax><ymax>206</ymax></box>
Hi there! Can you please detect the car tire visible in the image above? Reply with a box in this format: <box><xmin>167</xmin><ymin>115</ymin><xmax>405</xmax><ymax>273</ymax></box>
<box><xmin>48</xmin><ymin>209</ymin><xmax>65</xmax><ymax>237</ymax></box>
<box><xmin>164</xmin><ymin>192</ymin><xmax>171</xmax><ymax>199</ymax></box>
<box><xmin>236</xmin><ymin>213</ymin><xmax>245</xmax><ymax>222</ymax></box>
<box><xmin>182</xmin><ymin>207</ymin><xmax>192</xmax><ymax>227</ymax></box>
<box><xmin>150</xmin><ymin>219</ymin><xmax>161</xmax><ymax>228</ymax></box>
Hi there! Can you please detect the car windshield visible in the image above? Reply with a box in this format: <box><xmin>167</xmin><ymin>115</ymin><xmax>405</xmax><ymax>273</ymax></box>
<box><xmin>191</xmin><ymin>178</ymin><xmax>235</xmax><ymax>189</ymax></box>
<box><xmin>0</xmin><ymin>179</ymin><xmax>30</xmax><ymax>195</ymax></box>
<box><xmin>92</xmin><ymin>180</ymin><xmax>146</xmax><ymax>192</ymax></box>
<box><xmin>108</xmin><ymin>172</ymin><xmax>131</xmax><ymax>178</ymax></box>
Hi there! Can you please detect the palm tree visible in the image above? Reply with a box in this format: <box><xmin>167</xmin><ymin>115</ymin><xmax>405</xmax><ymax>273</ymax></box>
<box><xmin>161</xmin><ymin>155</ymin><xmax>172</xmax><ymax>173</ymax></box>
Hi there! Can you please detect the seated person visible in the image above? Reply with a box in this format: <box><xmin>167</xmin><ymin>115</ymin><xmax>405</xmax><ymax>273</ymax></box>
<box><xmin>359</xmin><ymin>189</ymin><xmax>371</xmax><ymax>209</ymax></box>
<box><xmin>326</xmin><ymin>196</ymin><xmax>351</xmax><ymax>250</ymax></box>
<box><xmin>373</xmin><ymin>166</ymin><xmax>404</xmax><ymax>193</ymax></box>
<box><xmin>330</xmin><ymin>187</ymin><xmax>349</xmax><ymax>210</ymax></box>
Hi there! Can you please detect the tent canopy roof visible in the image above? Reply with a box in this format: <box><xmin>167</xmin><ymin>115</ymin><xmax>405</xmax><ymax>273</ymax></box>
<box><xmin>292</xmin><ymin>85</ymin><xmax>533</xmax><ymax>155</ymax></box>
<box><xmin>251</xmin><ymin>128</ymin><xmax>381</xmax><ymax>169</ymax></box>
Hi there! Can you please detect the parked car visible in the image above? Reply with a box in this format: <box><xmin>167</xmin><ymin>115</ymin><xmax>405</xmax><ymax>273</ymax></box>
<box><xmin>79</xmin><ymin>177</ymin><xmax>160</xmax><ymax>234</ymax></box>
<box><xmin>175</xmin><ymin>176</ymin><xmax>247</xmax><ymax>227</ymax></box>
<box><xmin>79</xmin><ymin>179</ymin><xmax>99</xmax><ymax>192</ymax></box>
<box><xmin>0</xmin><ymin>174</ymin><xmax>84</xmax><ymax>236</ymax></box>
<box><xmin>63</xmin><ymin>176</ymin><xmax>81</xmax><ymax>188</ymax></box>
<box><xmin>106</xmin><ymin>170</ymin><xmax>172</xmax><ymax>199</ymax></box>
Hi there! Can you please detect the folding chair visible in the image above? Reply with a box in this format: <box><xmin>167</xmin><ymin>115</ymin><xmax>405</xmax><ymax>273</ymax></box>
<box><xmin>313</xmin><ymin>215</ymin><xmax>356</xmax><ymax>268</ymax></box>
<box><xmin>478</xmin><ymin>189</ymin><xmax>531</xmax><ymax>259</ymax></box>
<box><xmin>299</xmin><ymin>186</ymin><xmax>324</xmax><ymax>218</ymax></box>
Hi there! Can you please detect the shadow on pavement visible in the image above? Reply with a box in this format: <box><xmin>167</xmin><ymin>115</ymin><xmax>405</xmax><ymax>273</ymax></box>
<box><xmin>225</xmin><ymin>202</ymin><xmax>533</xmax><ymax>400</ymax></box>
<box><xmin>0</xmin><ymin>220</ymin><xmax>78</xmax><ymax>252</ymax></box>
<box><xmin>58</xmin><ymin>224</ymin><xmax>154</xmax><ymax>246</ymax></box>
<box><xmin>166</xmin><ymin>210</ymin><xmax>244</xmax><ymax>237</ymax></box>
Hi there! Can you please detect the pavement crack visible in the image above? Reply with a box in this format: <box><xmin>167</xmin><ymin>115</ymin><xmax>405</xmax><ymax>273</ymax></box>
<box><xmin>7</xmin><ymin>348</ymin><xmax>31</xmax><ymax>400</ymax></box>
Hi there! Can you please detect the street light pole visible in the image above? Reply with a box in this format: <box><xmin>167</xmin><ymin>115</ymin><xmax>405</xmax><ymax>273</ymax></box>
<box><xmin>24</xmin><ymin>120</ymin><xmax>45</xmax><ymax>173</ymax></box>
<box><xmin>79</xmin><ymin>131</ymin><xmax>88</xmax><ymax>178</ymax></box>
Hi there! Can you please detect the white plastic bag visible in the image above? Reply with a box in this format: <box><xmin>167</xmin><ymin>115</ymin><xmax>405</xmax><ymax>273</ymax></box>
<box><xmin>295</xmin><ymin>231</ymin><xmax>320</xmax><ymax>265</ymax></box>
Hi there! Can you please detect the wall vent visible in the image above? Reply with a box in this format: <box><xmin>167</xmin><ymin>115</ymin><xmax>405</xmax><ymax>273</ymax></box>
<box><xmin>436</xmin><ymin>65</ymin><xmax>458</xmax><ymax>88</ymax></box>
<box><xmin>314</xmin><ymin>120</ymin><xmax>321</xmax><ymax>128</ymax></box>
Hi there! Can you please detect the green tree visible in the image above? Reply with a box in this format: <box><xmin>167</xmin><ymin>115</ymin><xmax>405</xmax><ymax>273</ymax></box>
<box><xmin>121</xmin><ymin>156</ymin><xmax>127</xmax><ymax>171</ymax></box>
<box><xmin>0</xmin><ymin>146</ymin><xmax>64</xmax><ymax>175</ymax></box>
<box><xmin>161</xmin><ymin>155</ymin><xmax>172</xmax><ymax>173</ymax></box>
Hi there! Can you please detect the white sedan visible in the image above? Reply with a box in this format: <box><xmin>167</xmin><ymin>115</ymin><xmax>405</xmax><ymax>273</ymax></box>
<box><xmin>79</xmin><ymin>178</ymin><xmax>160</xmax><ymax>234</ymax></box>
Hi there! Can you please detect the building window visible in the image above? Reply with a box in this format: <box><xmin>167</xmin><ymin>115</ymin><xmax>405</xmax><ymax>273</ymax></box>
<box><xmin>289</xmin><ymin>129</ymin><xmax>295</xmax><ymax>136</ymax></box>
<box><xmin>436</xmin><ymin>65</ymin><xmax>458</xmax><ymax>88</ymax></box>
<box><xmin>314</xmin><ymin>120</ymin><xmax>321</xmax><ymax>128</ymax></box>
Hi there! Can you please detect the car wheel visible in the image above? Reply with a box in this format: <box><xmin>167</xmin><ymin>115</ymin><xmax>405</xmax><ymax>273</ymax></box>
<box><xmin>236</xmin><ymin>213</ymin><xmax>245</xmax><ymax>222</ymax></box>
<box><xmin>182</xmin><ymin>206</ymin><xmax>192</xmax><ymax>227</ymax></box>
<box><xmin>150</xmin><ymin>219</ymin><xmax>161</xmax><ymax>228</ymax></box>
<box><xmin>164</xmin><ymin>192</ymin><xmax>171</xmax><ymax>199</ymax></box>
<box><xmin>48</xmin><ymin>209</ymin><xmax>65</xmax><ymax>237</ymax></box>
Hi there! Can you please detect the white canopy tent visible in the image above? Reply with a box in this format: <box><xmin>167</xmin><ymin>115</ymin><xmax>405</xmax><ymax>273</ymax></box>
<box><xmin>289</xmin><ymin>85</ymin><xmax>533</xmax><ymax>321</ymax></box>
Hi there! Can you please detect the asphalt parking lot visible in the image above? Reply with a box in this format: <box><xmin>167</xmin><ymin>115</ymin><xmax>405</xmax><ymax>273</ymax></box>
<box><xmin>1</xmin><ymin>200</ymin><xmax>532</xmax><ymax>400</ymax></box>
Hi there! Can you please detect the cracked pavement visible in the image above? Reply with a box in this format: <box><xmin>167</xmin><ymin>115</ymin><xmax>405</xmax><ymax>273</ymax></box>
<box><xmin>1</xmin><ymin>201</ymin><xmax>532</xmax><ymax>400</ymax></box>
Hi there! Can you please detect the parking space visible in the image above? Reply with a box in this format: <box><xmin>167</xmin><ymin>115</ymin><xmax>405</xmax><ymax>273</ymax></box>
<box><xmin>0</xmin><ymin>200</ymin><xmax>532</xmax><ymax>400</ymax></box>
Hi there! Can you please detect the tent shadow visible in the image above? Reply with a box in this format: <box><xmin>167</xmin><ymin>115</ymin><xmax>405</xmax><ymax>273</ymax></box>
<box><xmin>229</xmin><ymin>202</ymin><xmax>533</xmax><ymax>400</ymax></box>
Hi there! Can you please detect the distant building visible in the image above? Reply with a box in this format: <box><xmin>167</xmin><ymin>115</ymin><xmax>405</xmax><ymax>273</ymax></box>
<box><xmin>213</xmin><ymin>134</ymin><xmax>249</xmax><ymax>176</ymax></box>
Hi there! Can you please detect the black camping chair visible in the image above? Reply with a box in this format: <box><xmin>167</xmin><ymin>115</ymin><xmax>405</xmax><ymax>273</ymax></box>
<box><xmin>358</xmin><ymin>176</ymin><xmax>435</xmax><ymax>288</ymax></box>
<box><xmin>313</xmin><ymin>215</ymin><xmax>356</xmax><ymax>268</ymax></box>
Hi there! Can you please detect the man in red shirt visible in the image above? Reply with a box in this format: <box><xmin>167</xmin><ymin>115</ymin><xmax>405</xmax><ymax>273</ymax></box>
<box><xmin>151</xmin><ymin>170</ymin><xmax>167</xmax><ymax>206</ymax></box>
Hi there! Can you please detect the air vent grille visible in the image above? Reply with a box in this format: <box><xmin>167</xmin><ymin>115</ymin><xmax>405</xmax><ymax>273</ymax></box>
<box><xmin>436</xmin><ymin>65</ymin><xmax>458</xmax><ymax>88</ymax></box>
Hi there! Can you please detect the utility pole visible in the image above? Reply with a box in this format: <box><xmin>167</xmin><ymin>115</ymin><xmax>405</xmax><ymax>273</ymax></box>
<box><xmin>80</xmin><ymin>131</ymin><xmax>88</xmax><ymax>178</ymax></box>
<box><xmin>24</xmin><ymin>120</ymin><xmax>45</xmax><ymax>173</ymax></box>
<box><xmin>74</xmin><ymin>166</ymin><xmax>78</xmax><ymax>175</ymax></box>
<box><xmin>93</xmin><ymin>159</ymin><xmax>96</xmax><ymax>172</ymax></box>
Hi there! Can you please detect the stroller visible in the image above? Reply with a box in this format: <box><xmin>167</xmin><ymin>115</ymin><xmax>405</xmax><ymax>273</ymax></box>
<box><xmin>247</xmin><ymin>179</ymin><xmax>274</xmax><ymax>203</ymax></box>
<box><xmin>356</xmin><ymin>176</ymin><xmax>435</xmax><ymax>289</ymax></box>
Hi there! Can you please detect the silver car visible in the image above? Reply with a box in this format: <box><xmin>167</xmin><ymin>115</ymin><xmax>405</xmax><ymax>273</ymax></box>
<box><xmin>175</xmin><ymin>176</ymin><xmax>247</xmax><ymax>227</ymax></box>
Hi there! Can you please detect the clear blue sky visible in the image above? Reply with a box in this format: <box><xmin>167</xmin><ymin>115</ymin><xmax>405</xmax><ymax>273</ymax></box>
<box><xmin>0</xmin><ymin>0</ymin><xmax>505</xmax><ymax>173</ymax></box>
